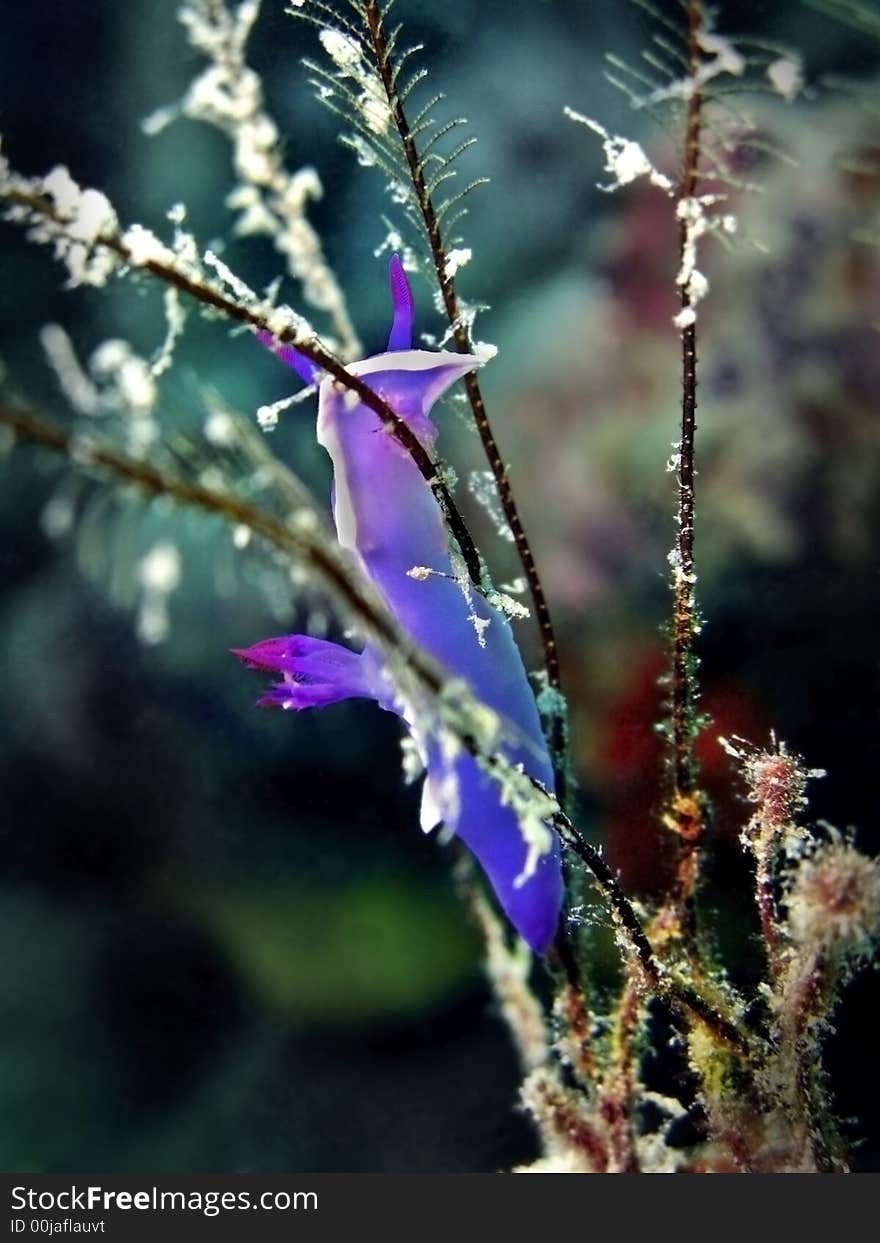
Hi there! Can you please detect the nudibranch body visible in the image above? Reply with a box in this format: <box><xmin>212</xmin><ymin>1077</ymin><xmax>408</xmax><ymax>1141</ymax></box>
<box><xmin>237</xmin><ymin>259</ymin><xmax>563</xmax><ymax>954</ymax></box>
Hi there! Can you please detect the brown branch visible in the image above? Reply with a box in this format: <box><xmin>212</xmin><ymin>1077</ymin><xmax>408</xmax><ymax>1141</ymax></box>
<box><xmin>552</xmin><ymin>980</ymin><xmax>599</xmax><ymax>1091</ymax></box>
<box><xmin>362</xmin><ymin>0</ymin><xmax>568</xmax><ymax>802</ymax></box>
<box><xmin>0</xmin><ymin>402</ymin><xmax>437</xmax><ymax>688</ymax></box>
<box><xmin>665</xmin><ymin>0</ymin><xmax>708</xmax><ymax>916</ymax></box>
<box><xmin>0</xmin><ymin>184</ymin><xmax>484</xmax><ymax>591</ymax></box>
<box><xmin>777</xmin><ymin>949</ymin><xmax>837</xmax><ymax>1172</ymax></box>
<box><xmin>1</xmin><ymin>399</ymin><xmax>747</xmax><ymax>1055</ymax></box>
<box><xmin>453</xmin><ymin>849</ymin><xmax>551</xmax><ymax>1073</ymax></box>
<box><xmin>553</xmin><ymin>814</ymin><xmax>747</xmax><ymax>1055</ymax></box>
<box><xmin>599</xmin><ymin>977</ymin><xmax>643</xmax><ymax>1172</ymax></box>
<box><xmin>754</xmin><ymin>837</ymin><xmax>784</xmax><ymax>981</ymax></box>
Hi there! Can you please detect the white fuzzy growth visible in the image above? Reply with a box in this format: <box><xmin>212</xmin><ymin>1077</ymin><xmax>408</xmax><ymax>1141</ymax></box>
<box><xmin>486</xmin><ymin>589</ymin><xmax>530</xmax><ymax>621</ymax></box>
<box><xmin>318</xmin><ymin>27</ymin><xmax>391</xmax><ymax>136</ymax></box>
<box><xmin>357</xmin><ymin>84</ymin><xmax>393</xmax><ymax>136</ymax></box>
<box><xmin>43</xmin><ymin>171</ymin><xmax>117</xmax><ymax>247</ymax></box>
<box><xmin>534</xmin><ymin>683</ymin><xmax>567</xmax><ymax>730</ymax></box>
<box><xmin>347</xmin><ymin>135</ymin><xmax>378</xmax><ymax>168</ymax></box>
<box><xmin>1</xmin><ymin>162</ymin><xmax>120</xmax><ymax>287</ymax></box>
<box><xmin>445</xmin><ymin>248</ymin><xmax>472</xmax><ymax>279</ymax></box>
<box><xmin>667</xmin><ymin>545</ymin><xmax>697</xmax><ymax>587</ymax></box>
<box><xmin>400</xmin><ymin>734</ymin><xmax>425</xmax><ymax>785</ymax></box>
<box><xmin>767</xmin><ymin>57</ymin><xmax>803</xmax><ymax>102</ymax></box>
<box><xmin>256</xmin><ymin>390</ymin><xmax>301</xmax><ymax>431</ymax></box>
<box><xmin>141</xmin><ymin>103</ymin><xmax>180</xmax><ymax>137</ymax></box>
<box><xmin>673</xmin><ymin>195</ymin><xmax>739</xmax><ymax>328</ymax></box>
<box><xmin>40</xmin><ymin>325</ymin><xmax>101</xmax><ymax>415</ymax></box>
<box><xmin>674</xmin><ymin>197</ymin><xmax>713</xmax><ymax>326</ymax></box>
<box><xmin>633</xmin><ymin>18</ymin><xmax>746</xmax><ymax>108</ymax></box>
<box><xmin>469</xmin><ymin>469</ymin><xmax>515</xmax><ymax>543</ymax></box>
<box><xmin>90</xmin><ymin>340</ymin><xmax>157</xmax><ymax>415</ymax></box>
<box><xmin>564</xmin><ymin>110</ymin><xmax>672</xmax><ymax>193</ymax></box>
<box><xmin>226</xmin><ymin>183</ymin><xmax>276</xmax><ymax>236</ymax></box>
<box><xmin>139</xmin><ymin>542</ymin><xmax>181</xmax><ymax>593</ymax></box>
<box><xmin>689</xmin><ymin>269</ymin><xmax>709</xmax><ymax>301</ymax></box>
<box><xmin>151</xmin><ymin>1</ymin><xmax>359</xmax><ymax>358</ymax></box>
<box><xmin>120</xmin><ymin>223</ymin><xmax>174</xmax><ymax>268</ymax></box>
<box><xmin>136</xmin><ymin>540</ymin><xmax>182</xmax><ymax>643</ymax></box>
<box><xmin>318</xmin><ymin>28</ymin><xmax>362</xmax><ymax>68</ymax></box>
<box><xmin>204</xmin><ymin>248</ymin><xmax>258</xmax><ymax>303</ymax></box>
<box><xmin>264</xmin><ymin>302</ymin><xmax>310</xmax><ymax>342</ymax></box>
<box><xmin>696</xmin><ymin>28</ymin><xmax>746</xmax><ymax>78</ymax></box>
<box><xmin>204</xmin><ymin>408</ymin><xmax>237</xmax><ymax>446</ymax></box>
<box><xmin>40</xmin><ymin>490</ymin><xmax>76</xmax><ymax>540</ymax></box>
<box><xmin>445</xmin><ymin>547</ymin><xmax>494</xmax><ymax>650</ymax></box>
<box><xmin>436</xmin><ymin>680</ymin><xmax>500</xmax><ymax>759</ymax></box>
<box><xmin>151</xmin><ymin>286</ymin><xmax>186</xmax><ymax>378</ymax></box>
<box><xmin>41</xmin><ymin>326</ymin><xmax>164</xmax><ymax>452</ymax></box>
<box><xmin>470</xmin><ymin>614</ymin><xmax>491</xmax><ymax>648</ymax></box>
<box><xmin>491</xmin><ymin>757</ymin><xmax>558</xmax><ymax>888</ymax></box>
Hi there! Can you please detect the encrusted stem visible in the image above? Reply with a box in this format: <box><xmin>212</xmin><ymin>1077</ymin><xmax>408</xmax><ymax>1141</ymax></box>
<box><xmin>0</xmin><ymin>404</ymin><xmax>451</xmax><ymax>707</ymax></box>
<box><xmin>599</xmin><ymin>976</ymin><xmax>643</xmax><ymax>1172</ymax></box>
<box><xmin>362</xmin><ymin>0</ymin><xmax>568</xmax><ymax>802</ymax></box>
<box><xmin>0</xmin><ymin>184</ymin><xmax>485</xmax><ymax>593</ymax></box>
<box><xmin>3</xmin><ymin>398</ymin><xmax>747</xmax><ymax>1057</ymax></box>
<box><xmin>754</xmin><ymin>835</ymin><xmax>784</xmax><ymax>981</ymax></box>
<box><xmin>555</xmin><ymin>814</ymin><xmax>748</xmax><ymax>1054</ymax></box>
<box><xmin>453</xmin><ymin>851</ymin><xmax>550</xmax><ymax>1073</ymax></box>
<box><xmin>776</xmin><ymin>948</ymin><xmax>836</xmax><ymax>1172</ymax></box>
<box><xmin>666</xmin><ymin>0</ymin><xmax>707</xmax><ymax>921</ymax></box>
<box><xmin>552</xmin><ymin>981</ymin><xmax>599</xmax><ymax>1091</ymax></box>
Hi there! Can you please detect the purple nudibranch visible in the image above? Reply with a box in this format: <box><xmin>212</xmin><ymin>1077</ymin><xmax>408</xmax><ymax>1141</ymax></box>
<box><xmin>235</xmin><ymin>257</ymin><xmax>563</xmax><ymax>953</ymax></box>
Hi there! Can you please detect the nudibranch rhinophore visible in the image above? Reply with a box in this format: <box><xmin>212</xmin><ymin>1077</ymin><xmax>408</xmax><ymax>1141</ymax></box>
<box><xmin>235</xmin><ymin>258</ymin><xmax>563</xmax><ymax>954</ymax></box>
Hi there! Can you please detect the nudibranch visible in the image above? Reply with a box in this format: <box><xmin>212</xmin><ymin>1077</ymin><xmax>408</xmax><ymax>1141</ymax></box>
<box><xmin>235</xmin><ymin>258</ymin><xmax>563</xmax><ymax>953</ymax></box>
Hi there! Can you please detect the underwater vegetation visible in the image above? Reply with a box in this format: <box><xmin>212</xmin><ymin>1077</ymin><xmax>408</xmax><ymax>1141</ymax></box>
<box><xmin>1</xmin><ymin>0</ymin><xmax>879</xmax><ymax>1172</ymax></box>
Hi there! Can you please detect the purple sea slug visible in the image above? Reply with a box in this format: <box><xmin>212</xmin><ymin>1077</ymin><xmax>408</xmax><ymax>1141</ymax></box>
<box><xmin>235</xmin><ymin>258</ymin><xmax>563</xmax><ymax>953</ymax></box>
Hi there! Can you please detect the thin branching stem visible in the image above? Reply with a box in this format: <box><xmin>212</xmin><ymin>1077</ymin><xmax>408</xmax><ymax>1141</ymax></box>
<box><xmin>0</xmin><ymin>404</ymin><xmax>418</xmax><ymax>671</ymax></box>
<box><xmin>601</xmin><ymin>977</ymin><xmax>642</xmax><ymax>1171</ymax></box>
<box><xmin>553</xmin><ymin>813</ymin><xmax>747</xmax><ymax>1054</ymax></box>
<box><xmin>361</xmin><ymin>0</ymin><xmax>568</xmax><ymax>803</ymax></box>
<box><xmin>0</xmin><ymin>401</ymin><xmax>745</xmax><ymax>1055</ymax></box>
<box><xmin>754</xmin><ymin>842</ymin><xmax>784</xmax><ymax>982</ymax></box>
<box><xmin>666</xmin><ymin>0</ymin><xmax>707</xmax><ymax>913</ymax></box>
<box><xmin>778</xmin><ymin>949</ymin><xmax>837</xmax><ymax>1172</ymax></box>
<box><xmin>0</xmin><ymin>184</ymin><xmax>485</xmax><ymax>592</ymax></box>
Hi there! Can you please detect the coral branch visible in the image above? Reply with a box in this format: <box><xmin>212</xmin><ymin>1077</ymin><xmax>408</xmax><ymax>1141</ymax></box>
<box><xmin>554</xmin><ymin>813</ymin><xmax>748</xmax><ymax>1054</ymax></box>
<box><xmin>158</xmin><ymin>0</ymin><xmax>361</xmax><ymax>358</ymax></box>
<box><xmin>1</xmin><ymin>401</ymin><xmax>746</xmax><ymax>1058</ymax></box>
<box><xmin>0</xmin><ymin>402</ymin><xmax>456</xmax><ymax>712</ymax></box>
<box><xmin>454</xmin><ymin>853</ymin><xmax>550</xmax><ymax>1073</ymax></box>
<box><xmin>599</xmin><ymin>977</ymin><xmax>643</xmax><ymax>1172</ymax></box>
<box><xmin>360</xmin><ymin>0</ymin><xmax>568</xmax><ymax>800</ymax></box>
<box><xmin>665</xmin><ymin>0</ymin><xmax>708</xmax><ymax>919</ymax></box>
<box><xmin>0</xmin><ymin>181</ymin><xmax>485</xmax><ymax>592</ymax></box>
<box><xmin>0</xmin><ymin>404</ymin><xmax>555</xmax><ymax>903</ymax></box>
